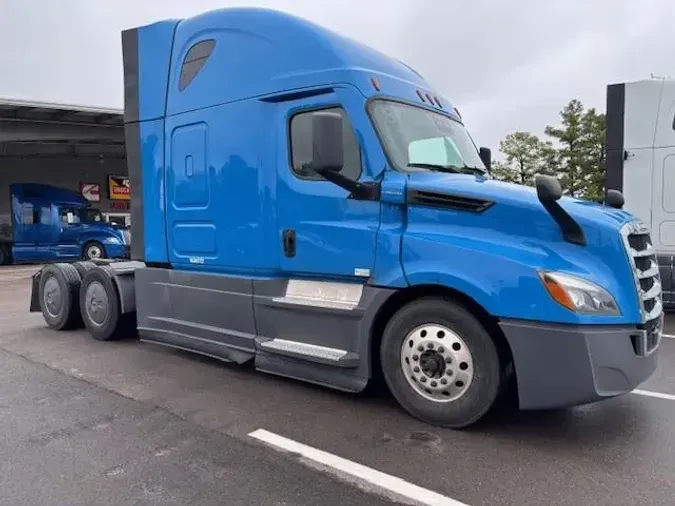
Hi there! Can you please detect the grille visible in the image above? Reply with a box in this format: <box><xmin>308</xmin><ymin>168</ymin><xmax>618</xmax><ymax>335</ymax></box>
<box><xmin>620</xmin><ymin>221</ymin><xmax>663</xmax><ymax>356</ymax></box>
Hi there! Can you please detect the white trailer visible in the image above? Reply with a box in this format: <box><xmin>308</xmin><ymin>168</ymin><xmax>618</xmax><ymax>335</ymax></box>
<box><xmin>606</xmin><ymin>77</ymin><xmax>675</xmax><ymax>308</ymax></box>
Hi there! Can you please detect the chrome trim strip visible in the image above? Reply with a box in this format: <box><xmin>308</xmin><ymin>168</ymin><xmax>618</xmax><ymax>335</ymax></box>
<box><xmin>259</xmin><ymin>338</ymin><xmax>348</xmax><ymax>361</ymax></box>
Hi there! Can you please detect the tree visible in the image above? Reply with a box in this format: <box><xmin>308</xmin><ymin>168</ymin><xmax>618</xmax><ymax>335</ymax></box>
<box><xmin>491</xmin><ymin>99</ymin><xmax>607</xmax><ymax>200</ymax></box>
<box><xmin>490</xmin><ymin>131</ymin><xmax>552</xmax><ymax>185</ymax></box>
<box><xmin>544</xmin><ymin>99</ymin><xmax>606</xmax><ymax>200</ymax></box>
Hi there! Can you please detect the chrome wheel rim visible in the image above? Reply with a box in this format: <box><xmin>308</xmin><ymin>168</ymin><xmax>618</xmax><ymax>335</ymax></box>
<box><xmin>43</xmin><ymin>276</ymin><xmax>62</xmax><ymax>318</ymax></box>
<box><xmin>85</xmin><ymin>281</ymin><xmax>108</xmax><ymax>326</ymax></box>
<box><xmin>400</xmin><ymin>323</ymin><xmax>474</xmax><ymax>403</ymax></box>
<box><xmin>87</xmin><ymin>245</ymin><xmax>102</xmax><ymax>259</ymax></box>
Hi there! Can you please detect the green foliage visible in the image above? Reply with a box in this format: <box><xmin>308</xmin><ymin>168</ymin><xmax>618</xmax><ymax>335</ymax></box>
<box><xmin>490</xmin><ymin>132</ymin><xmax>556</xmax><ymax>186</ymax></box>
<box><xmin>492</xmin><ymin>99</ymin><xmax>606</xmax><ymax>200</ymax></box>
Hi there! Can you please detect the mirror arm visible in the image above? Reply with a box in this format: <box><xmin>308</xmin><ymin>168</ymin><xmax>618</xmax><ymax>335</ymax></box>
<box><xmin>314</xmin><ymin>167</ymin><xmax>380</xmax><ymax>201</ymax></box>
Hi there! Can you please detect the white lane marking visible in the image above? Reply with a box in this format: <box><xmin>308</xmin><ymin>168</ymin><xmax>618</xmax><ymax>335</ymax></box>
<box><xmin>249</xmin><ymin>428</ymin><xmax>469</xmax><ymax>506</ymax></box>
<box><xmin>633</xmin><ymin>389</ymin><xmax>675</xmax><ymax>401</ymax></box>
<box><xmin>662</xmin><ymin>333</ymin><xmax>675</xmax><ymax>339</ymax></box>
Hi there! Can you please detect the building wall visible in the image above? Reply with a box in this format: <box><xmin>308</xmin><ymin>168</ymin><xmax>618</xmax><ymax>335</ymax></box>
<box><xmin>0</xmin><ymin>157</ymin><xmax>128</xmax><ymax>238</ymax></box>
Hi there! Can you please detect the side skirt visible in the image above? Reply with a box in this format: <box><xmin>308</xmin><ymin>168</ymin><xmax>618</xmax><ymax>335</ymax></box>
<box><xmin>134</xmin><ymin>267</ymin><xmax>394</xmax><ymax>393</ymax></box>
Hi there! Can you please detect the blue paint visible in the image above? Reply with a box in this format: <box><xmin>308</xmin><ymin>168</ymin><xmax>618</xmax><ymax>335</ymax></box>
<box><xmin>128</xmin><ymin>6</ymin><xmax>648</xmax><ymax>326</ymax></box>
<box><xmin>3</xmin><ymin>183</ymin><xmax>128</xmax><ymax>263</ymax></box>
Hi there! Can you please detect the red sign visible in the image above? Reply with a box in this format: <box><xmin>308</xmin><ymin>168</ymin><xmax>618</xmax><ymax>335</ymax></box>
<box><xmin>80</xmin><ymin>183</ymin><xmax>101</xmax><ymax>202</ymax></box>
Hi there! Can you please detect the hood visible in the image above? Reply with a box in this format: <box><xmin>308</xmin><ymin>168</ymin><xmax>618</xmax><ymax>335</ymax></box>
<box><xmin>406</xmin><ymin>172</ymin><xmax>636</xmax><ymax>235</ymax></box>
<box><xmin>81</xmin><ymin>221</ymin><xmax>127</xmax><ymax>240</ymax></box>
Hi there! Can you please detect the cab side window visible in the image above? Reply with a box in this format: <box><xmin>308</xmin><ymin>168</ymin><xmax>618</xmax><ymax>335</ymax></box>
<box><xmin>59</xmin><ymin>207</ymin><xmax>81</xmax><ymax>225</ymax></box>
<box><xmin>289</xmin><ymin>107</ymin><xmax>362</xmax><ymax>181</ymax></box>
<box><xmin>20</xmin><ymin>203</ymin><xmax>35</xmax><ymax>225</ymax></box>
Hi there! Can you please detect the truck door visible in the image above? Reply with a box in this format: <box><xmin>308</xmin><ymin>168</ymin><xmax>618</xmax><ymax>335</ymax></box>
<box><xmin>276</xmin><ymin>86</ymin><xmax>381</xmax><ymax>280</ymax></box>
<box><xmin>55</xmin><ymin>205</ymin><xmax>84</xmax><ymax>258</ymax></box>
<box><xmin>651</xmin><ymin>82</ymin><xmax>675</xmax><ymax>253</ymax></box>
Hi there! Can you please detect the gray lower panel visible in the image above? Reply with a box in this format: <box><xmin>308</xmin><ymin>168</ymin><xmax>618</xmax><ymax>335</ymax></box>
<box><xmin>256</xmin><ymin>352</ymin><xmax>368</xmax><ymax>393</ymax></box>
<box><xmin>252</xmin><ymin>278</ymin><xmax>394</xmax><ymax>388</ymax></box>
<box><xmin>499</xmin><ymin>319</ymin><xmax>658</xmax><ymax>410</ymax></box>
<box><xmin>134</xmin><ymin>267</ymin><xmax>257</xmax><ymax>363</ymax></box>
<box><xmin>134</xmin><ymin>268</ymin><xmax>395</xmax><ymax>392</ymax></box>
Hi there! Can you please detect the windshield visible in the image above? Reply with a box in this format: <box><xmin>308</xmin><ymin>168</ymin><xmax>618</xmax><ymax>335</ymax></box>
<box><xmin>369</xmin><ymin>99</ymin><xmax>486</xmax><ymax>173</ymax></box>
<box><xmin>85</xmin><ymin>208</ymin><xmax>103</xmax><ymax>223</ymax></box>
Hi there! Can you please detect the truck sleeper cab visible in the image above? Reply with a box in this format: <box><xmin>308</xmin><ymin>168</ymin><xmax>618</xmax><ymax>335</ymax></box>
<box><xmin>30</xmin><ymin>8</ymin><xmax>662</xmax><ymax>429</ymax></box>
<box><xmin>0</xmin><ymin>183</ymin><xmax>130</xmax><ymax>265</ymax></box>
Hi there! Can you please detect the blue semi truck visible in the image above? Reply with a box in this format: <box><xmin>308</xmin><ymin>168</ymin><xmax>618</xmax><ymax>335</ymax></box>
<box><xmin>0</xmin><ymin>182</ymin><xmax>130</xmax><ymax>265</ymax></box>
<box><xmin>29</xmin><ymin>8</ymin><xmax>662</xmax><ymax>428</ymax></box>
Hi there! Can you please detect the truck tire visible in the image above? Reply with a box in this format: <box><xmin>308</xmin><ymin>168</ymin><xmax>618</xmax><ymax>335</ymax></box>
<box><xmin>73</xmin><ymin>261</ymin><xmax>96</xmax><ymax>279</ymax></box>
<box><xmin>38</xmin><ymin>263</ymin><xmax>82</xmax><ymax>330</ymax></box>
<box><xmin>380</xmin><ymin>296</ymin><xmax>501</xmax><ymax>429</ymax></box>
<box><xmin>83</xmin><ymin>241</ymin><xmax>106</xmax><ymax>261</ymax></box>
<box><xmin>79</xmin><ymin>267</ymin><xmax>128</xmax><ymax>341</ymax></box>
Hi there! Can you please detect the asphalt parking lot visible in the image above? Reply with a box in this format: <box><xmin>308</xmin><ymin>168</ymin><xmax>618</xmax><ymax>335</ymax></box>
<box><xmin>1</xmin><ymin>264</ymin><xmax>675</xmax><ymax>506</ymax></box>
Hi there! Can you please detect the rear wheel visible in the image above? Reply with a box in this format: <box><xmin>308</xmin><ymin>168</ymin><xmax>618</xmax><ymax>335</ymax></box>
<box><xmin>79</xmin><ymin>267</ymin><xmax>127</xmax><ymax>341</ymax></box>
<box><xmin>380</xmin><ymin>297</ymin><xmax>501</xmax><ymax>429</ymax></box>
<box><xmin>38</xmin><ymin>263</ymin><xmax>82</xmax><ymax>330</ymax></box>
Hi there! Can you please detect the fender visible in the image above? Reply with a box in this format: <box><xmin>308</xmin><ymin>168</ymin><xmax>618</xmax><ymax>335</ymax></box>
<box><xmin>401</xmin><ymin>225</ymin><xmax>638</xmax><ymax>325</ymax></box>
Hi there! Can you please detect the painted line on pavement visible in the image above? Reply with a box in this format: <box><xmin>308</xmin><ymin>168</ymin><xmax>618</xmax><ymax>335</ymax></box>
<box><xmin>633</xmin><ymin>389</ymin><xmax>675</xmax><ymax>401</ymax></box>
<box><xmin>662</xmin><ymin>334</ymin><xmax>675</xmax><ymax>339</ymax></box>
<box><xmin>249</xmin><ymin>428</ymin><xmax>469</xmax><ymax>506</ymax></box>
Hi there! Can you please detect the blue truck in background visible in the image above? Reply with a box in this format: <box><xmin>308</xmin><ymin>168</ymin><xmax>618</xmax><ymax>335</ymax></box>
<box><xmin>29</xmin><ymin>7</ymin><xmax>663</xmax><ymax>428</ymax></box>
<box><xmin>0</xmin><ymin>183</ymin><xmax>130</xmax><ymax>265</ymax></box>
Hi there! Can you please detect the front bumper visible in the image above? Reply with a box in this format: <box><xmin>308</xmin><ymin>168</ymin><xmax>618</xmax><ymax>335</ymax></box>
<box><xmin>105</xmin><ymin>243</ymin><xmax>130</xmax><ymax>259</ymax></box>
<box><xmin>500</xmin><ymin>319</ymin><xmax>661</xmax><ymax>410</ymax></box>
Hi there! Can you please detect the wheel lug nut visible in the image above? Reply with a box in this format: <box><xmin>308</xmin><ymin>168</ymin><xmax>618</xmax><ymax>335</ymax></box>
<box><xmin>446</xmin><ymin>370</ymin><xmax>453</xmax><ymax>376</ymax></box>
<box><xmin>430</xmin><ymin>381</ymin><xmax>437</xmax><ymax>387</ymax></box>
<box><xmin>418</xmin><ymin>345</ymin><xmax>424</xmax><ymax>352</ymax></box>
<box><xmin>420</xmin><ymin>377</ymin><xmax>427</xmax><ymax>383</ymax></box>
<box><xmin>414</xmin><ymin>367</ymin><xmax>420</xmax><ymax>373</ymax></box>
<box><xmin>441</xmin><ymin>378</ymin><xmax>448</xmax><ymax>385</ymax></box>
<box><xmin>445</xmin><ymin>357</ymin><xmax>452</xmax><ymax>363</ymax></box>
<box><xmin>413</xmin><ymin>355</ymin><xmax>419</xmax><ymax>361</ymax></box>
<box><xmin>438</xmin><ymin>347</ymin><xmax>444</xmax><ymax>353</ymax></box>
<box><xmin>427</xmin><ymin>343</ymin><xmax>434</xmax><ymax>349</ymax></box>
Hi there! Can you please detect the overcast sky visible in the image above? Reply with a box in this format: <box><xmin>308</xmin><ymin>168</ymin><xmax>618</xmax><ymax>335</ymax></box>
<box><xmin>1</xmin><ymin>0</ymin><xmax>673</xmax><ymax>151</ymax></box>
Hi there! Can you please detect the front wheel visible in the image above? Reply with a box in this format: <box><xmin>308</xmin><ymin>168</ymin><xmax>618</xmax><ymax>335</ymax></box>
<box><xmin>380</xmin><ymin>297</ymin><xmax>502</xmax><ymax>429</ymax></box>
<box><xmin>83</xmin><ymin>241</ymin><xmax>106</xmax><ymax>261</ymax></box>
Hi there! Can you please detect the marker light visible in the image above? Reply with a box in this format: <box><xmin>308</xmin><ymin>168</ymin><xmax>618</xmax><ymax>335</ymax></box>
<box><xmin>539</xmin><ymin>271</ymin><xmax>620</xmax><ymax>315</ymax></box>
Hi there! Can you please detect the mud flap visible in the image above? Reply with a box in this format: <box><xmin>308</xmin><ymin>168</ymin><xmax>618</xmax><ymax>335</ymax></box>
<box><xmin>29</xmin><ymin>269</ymin><xmax>42</xmax><ymax>312</ymax></box>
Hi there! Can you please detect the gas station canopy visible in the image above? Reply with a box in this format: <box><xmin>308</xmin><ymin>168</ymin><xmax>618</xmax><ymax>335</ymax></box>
<box><xmin>0</xmin><ymin>98</ymin><xmax>124</xmax><ymax>159</ymax></box>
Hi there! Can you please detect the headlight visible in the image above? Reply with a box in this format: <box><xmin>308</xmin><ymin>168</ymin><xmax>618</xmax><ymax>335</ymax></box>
<box><xmin>103</xmin><ymin>236</ymin><xmax>122</xmax><ymax>245</ymax></box>
<box><xmin>538</xmin><ymin>271</ymin><xmax>620</xmax><ymax>315</ymax></box>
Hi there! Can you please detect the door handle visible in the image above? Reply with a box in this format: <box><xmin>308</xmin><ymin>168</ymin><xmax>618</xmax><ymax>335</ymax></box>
<box><xmin>283</xmin><ymin>229</ymin><xmax>296</xmax><ymax>257</ymax></box>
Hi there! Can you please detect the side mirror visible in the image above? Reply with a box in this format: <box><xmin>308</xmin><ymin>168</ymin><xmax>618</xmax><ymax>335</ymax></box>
<box><xmin>312</xmin><ymin>111</ymin><xmax>344</xmax><ymax>174</ymax></box>
<box><xmin>479</xmin><ymin>147</ymin><xmax>491</xmax><ymax>172</ymax></box>
<box><xmin>605</xmin><ymin>189</ymin><xmax>624</xmax><ymax>209</ymax></box>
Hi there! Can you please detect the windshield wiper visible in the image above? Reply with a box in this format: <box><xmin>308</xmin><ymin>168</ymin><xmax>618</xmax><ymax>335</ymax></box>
<box><xmin>406</xmin><ymin>163</ymin><xmax>485</xmax><ymax>175</ymax></box>
<box><xmin>406</xmin><ymin>163</ymin><xmax>460</xmax><ymax>173</ymax></box>
<box><xmin>457</xmin><ymin>165</ymin><xmax>486</xmax><ymax>176</ymax></box>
